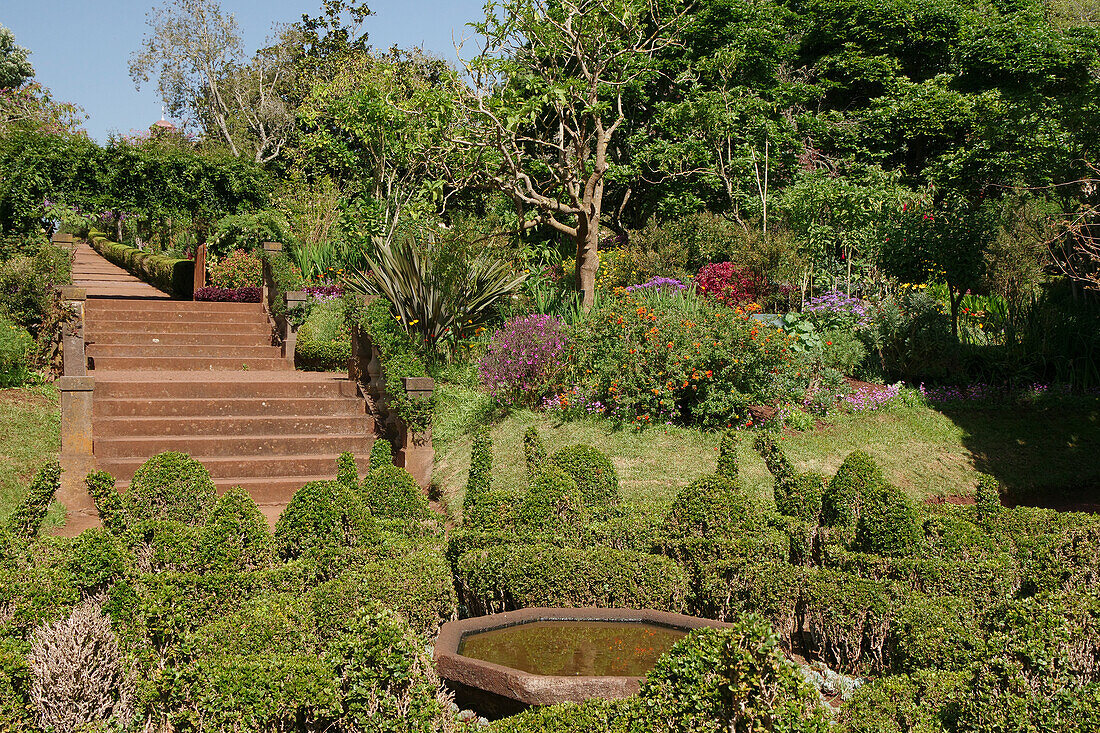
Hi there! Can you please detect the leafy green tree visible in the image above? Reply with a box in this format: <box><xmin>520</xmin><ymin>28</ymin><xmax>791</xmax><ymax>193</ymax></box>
<box><xmin>0</xmin><ymin>24</ymin><xmax>34</xmax><ymax>89</ymax></box>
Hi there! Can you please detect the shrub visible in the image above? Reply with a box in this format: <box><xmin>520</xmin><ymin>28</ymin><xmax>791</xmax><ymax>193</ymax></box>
<box><xmin>0</xmin><ymin>315</ymin><xmax>33</xmax><ymax>387</ymax></box>
<box><xmin>192</xmin><ymin>285</ymin><xmax>262</xmax><ymax>302</ymax></box>
<box><xmin>717</xmin><ymin>430</ymin><xmax>739</xmax><ymax>479</ymax></box>
<box><xmin>517</xmin><ymin>467</ymin><xmax>589</xmax><ymax>543</ymax></box>
<box><xmin>5</xmin><ymin>461</ymin><xmax>60</xmax><ymax>539</ymax></box>
<box><xmin>0</xmin><ymin>637</ymin><xmax>32</xmax><ymax>730</ymax></box>
<box><xmin>837</xmin><ymin>670</ymin><xmax>964</xmax><ymax>733</ymax></box>
<box><xmin>523</xmin><ymin>427</ymin><xmax>546</xmax><ymax>481</ymax></box>
<box><xmin>691</xmin><ymin>560</ymin><xmax>802</xmax><ymax>635</ymax></box>
<box><xmin>662</xmin><ymin>474</ymin><xmax>758</xmax><ymax>541</ymax></box>
<box><xmin>66</xmin><ymin>528</ymin><xmax>130</xmax><ymax>594</ymax></box>
<box><xmin>490</xmin><ymin>699</ymin><xmax>637</xmax><ymax>733</ymax></box>
<box><xmin>0</xmin><ymin>242</ymin><xmax>71</xmax><ymax>335</ymax></box>
<box><xmin>889</xmin><ymin>595</ymin><xmax>980</xmax><ymax>674</ymax></box>
<box><xmin>974</xmin><ymin>473</ymin><xmax>1002</xmax><ymax>521</ymax></box>
<box><xmin>823</xmin><ymin>450</ymin><xmax>883</xmax><ymax>528</ymax></box>
<box><xmin>197</xmin><ymin>487</ymin><xmax>275</xmax><ymax>571</ymax></box>
<box><xmin>462</xmin><ymin>488</ymin><xmax>522</xmax><ymax>532</ymax></box>
<box><xmin>361</xmin><ymin>465</ymin><xmax>430</xmax><ymax>522</ymax></box>
<box><xmin>85</xmin><ymin>471</ymin><xmax>124</xmax><ymax>532</ymax></box>
<box><xmin>548</xmin><ymin>444</ymin><xmax>621</xmax><ymax>510</ymax></box>
<box><xmin>464</xmin><ymin>426</ymin><xmax>493</xmax><ymax>508</ymax></box>
<box><xmin>336</xmin><ymin>451</ymin><xmax>359</xmax><ymax>487</ymax></box>
<box><xmin>853</xmin><ymin>482</ymin><xmax>922</xmax><ymax>557</ymax></box>
<box><xmin>125</xmin><ymin>452</ymin><xmax>216</xmax><ymax>526</ymax></box>
<box><xmin>88</xmin><ymin>230</ymin><xmax>194</xmax><ymax>298</ymax></box>
<box><xmin>274</xmin><ymin>480</ymin><xmax>377</xmax><ymax>559</ymax></box>
<box><xmin>753</xmin><ymin>433</ymin><xmax>795</xmax><ymax>487</ymax></box>
<box><xmin>776</xmin><ymin>472</ymin><xmax>826</xmax><ymax>522</ymax></box>
<box><xmin>800</xmin><ymin>568</ymin><xmax>896</xmax><ymax>674</ymax></box>
<box><xmin>454</xmin><ymin>543</ymin><xmax>688</xmax><ymax>615</ymax></box>
<box><xmin>369</xmin><ymin>438</ymin><xmax>394</xmax><ymax>472</ymax></box>
<box><xmin>207</xmin><ymin>248</ymin><xmax>262</xmax><ymax>289</ymax></box>
<box><xmin>694</xmin><ymin>262</ymin><xmax>768</xmax><ymax>306</ymax></box>
<box><xmin>637</xmin><ymin>616</ymin><xmax>829</xmax><ymax>733</ymax></box>
<box><xmin>295</xmin><ymin>296</ymin><xmax>351</xmax><ymax>371</ymax></box>
<box><xmin>27</xmin><ymin>598</ymin><xmax>134</xmax><ymax>733</ymax></box>
<box><xmin>478</xmin><ymin>314</ymin><xmax>568</xmax><ymax>407</ymax></box>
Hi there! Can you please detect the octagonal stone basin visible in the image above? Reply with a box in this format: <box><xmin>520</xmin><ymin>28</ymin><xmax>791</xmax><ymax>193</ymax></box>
<box><xmin>434</xmin><ymin>608</ymin><xmax>735</xmax><ymax>718</ymax></box>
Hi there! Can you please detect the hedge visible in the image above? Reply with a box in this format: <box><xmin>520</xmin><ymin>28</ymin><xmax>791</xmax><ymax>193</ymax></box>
<box><xmin>454</xmin><ymin>542</ymin><xmax>688</xmax><ymax>615</ymax></box>
<box><xmin>87</xmin><ymin>229</ymin><xmax>195</xmax><ymax>299</ymax></box>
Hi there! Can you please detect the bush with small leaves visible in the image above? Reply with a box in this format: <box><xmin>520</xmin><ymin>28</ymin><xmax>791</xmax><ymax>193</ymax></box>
<box><xmin>198</xmin><ymin>487</ymin><xmax>275</xmax><ymax>571</ymax></box>
<box><xmin>753</xmin><ymin>433</ymin><xmax>794</xmax><ymax>486</ymax></box>
<box><xmin>548</xmin><ymin>444</ymin><xmax>621</xmax><ymax>510</ymax></box>
<box><xmin>523</xmin><ymin>426</ymin><xmax>546</xmax><ymax>481</ymax></box>
<box><xmin>65</xmin><ymin>529</ymin><xmax>130</xmax><ymax>594</ymax></box>
<box><xmin>489</xmin><ymin>698</ymin><xmax>637</xmax><ymax>733</ymax></box>
<box><xmin>518</xmin><ymin>467</ymin><xmax>589</xmax><ymax>543</ymax></box>
<box><xmin>6</xmin><ymin>461</ymin><xmax>60</xmax><ymax>539</ymax></box>
<box><xmin>274</xmin><ymin>480</ymin><xmax>377</xmax><ymax>559</ymax></box>
<box><xmin>361</xmin><ymin>464</ymin><xmax>430</xmax><ymax>522</ymax></box>
<box><xmin>823</xmin><ymin>450</ymin><xmax>884</xmax><ymax>528</ymax></box>
<box><xmin>853</xmin><ymin>482</ymin><xmax>922</xmax><ymax>557</ymax></box>
<box><xmin>777</xmin><ymin>472</ymin><xmax>826</xmax><ymax>522</ymax></box>
<box><xmin>662</xmin><ymin>474</ymin><xmax>759</xmax><ymax>541</ymax></box>
<box><xmin>0</xmin><ymin>637</ymin><xmax>32</xmax><ymax>731</ymax></box>
<box><xmin>462</xmin><ymin>489</ymin><xmax>522</xmax><ymax>532</ymax></box>
<box><xmin>465</xmin><ymin>427</ymin><xmax>493</xmax><ymax>508</ymax></box>
<box><xmin>336</xmin><ymin>452</ymin><xmax>359</xmax><ymax>487</ymax></box>
<box><xmin>837</xmin><ymin>669</ymin><xmax>964</xmax><ymax>733</ymax></box>
<box><xmin>125</xmin><ymin>452</ymin><xmax>216</xmax><ymax>526</ymax></box>
<box><xmin>85</xmin><ymin>471</ymin><xmax>124</xmax><ymax>533</ymax></box>
<box><xmin>637</xmin><ymin>615</ymin><xmax>830</xmax><ymax>733</ymax></box>
<box><xmin>369</xmin><ymin>438</ymin><xmax>394</xmax><ymax>472</ymax></box>
<box><xmin>974</xmin><ymin>473</ymin><xmax>1002</xmax><ymax>521</ymax></box>
<box><xmin>717</xmin><ymin>430</ymin><xmax>739</xmax><ymax>479</ymax></box>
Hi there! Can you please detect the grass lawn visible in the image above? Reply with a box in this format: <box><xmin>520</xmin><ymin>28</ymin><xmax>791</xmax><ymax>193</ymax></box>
<box><xmin>432</xmin><ymin>382</ymin><xmax>1100</xmax><ymax>516</ymax></box>
<box><xmin>0</xmin><ymin>384</ymin><xmax>63</xmax><ymax>530</ymax></box>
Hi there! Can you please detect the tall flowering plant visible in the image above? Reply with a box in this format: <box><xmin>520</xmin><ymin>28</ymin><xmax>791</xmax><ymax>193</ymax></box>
<box><xmin>694</xmin><ymin>262</ymin><xmax>766</xmax><ymax>306</ymax></box>
<box><xmin>479</xmin><ymin>315</ymin><xmax>568</xmax><ymax>407</ymax></box>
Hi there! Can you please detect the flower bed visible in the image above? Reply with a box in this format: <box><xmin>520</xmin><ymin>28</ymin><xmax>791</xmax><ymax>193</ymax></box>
<box><xmin>193</xmin><ymin>286</ymin><xmax>262</xmax><ymax>303</ymax></box>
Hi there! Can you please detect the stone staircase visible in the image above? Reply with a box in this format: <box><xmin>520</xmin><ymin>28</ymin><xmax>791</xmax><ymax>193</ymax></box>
<box><xmin>82</xmin><ymin>293</ymin><xmax>375</xmax><ymax>526</ymax></box>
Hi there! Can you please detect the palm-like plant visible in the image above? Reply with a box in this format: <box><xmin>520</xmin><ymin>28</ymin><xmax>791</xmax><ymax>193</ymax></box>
<box><xmin>344</xmin><ymin>234</ymin><xmax>527</xmax><ymax>351</ymax></box>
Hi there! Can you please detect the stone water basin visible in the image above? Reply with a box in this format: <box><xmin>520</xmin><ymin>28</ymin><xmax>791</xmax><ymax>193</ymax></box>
<box><xmin>434</xmin><ymin>607</ymin><xmax>734</xmax><ymax>717</ymax></box>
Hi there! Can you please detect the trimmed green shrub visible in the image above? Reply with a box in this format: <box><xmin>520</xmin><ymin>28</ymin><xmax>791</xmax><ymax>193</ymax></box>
<box><xmin>125</xmin><ymin>519</ymin><xmax>204</xmax><ymax>574</ymax></box>
<box><xmin>662</xmin><ymin>474</ymin><xmax>759</xmax><ymax>541</ymax></box>
<box><xmin>361</xmin><ymin>465</ymin><xmax>430</xmax><ymax>522</ymax></box>
<box><xmin>692</xmin><ymin>560</ymin><xmax>802</xmax><ymax>636</ymax></box>
<box><xmin>455</xmin><ymin>543</ymin><xmax>688</xmax><ymax>615</ymax></box>
<box><xmin>753</xmin><ymin>433</ymin><xmax>794</xmax><ymax>486</ymax></box>
<box><xmin>853</xmin><ymin>482</ymin><xmax>922</xmax><ymax>557</ymax></box>
<box><xmin>336</xmin><ymin>451</ymin><xmax>359</xmax><ymax>487</ymax></box>
<box><xmin>125</xmin><ymin>452</ymin><xmax>216</xmax><ymax>526</ymax></box>
<box><xmin>889</xmin><ymin>595</ymin><xmax>980</xmax><ymax>674</ymax></box>
<box><xmin>274</xmin><ymin>480</ymin><xmax>377</xmax><ymax>559</ymax></box>
<box><xmin>777</xmin><ymin>471</ymin><xmax>826</xmax><ymax>522</ymax></box>
<box><xmin>974</xmin><ymin>473</ymin><xmax>1002</xmax><ymax>521</ymax></box>
<box><xmin>0</xmin><ymin>637</ymin><xmax>32</xmax><ymax>731</ymax></box>
<box><xmin>369</xmin><ymin>438</ymin><xmax>394</xmax><ymax>472</ymax></box>
<box><xmin>462</xmin><ymin>488</ymin><xmax>522</xmax><ymax>531</ymax></box>
<box><xmin>717</xmin><ymin>430</ymin><xmax>739</xmax><ymax>479</ymax></box>
<box><xmin>465</xmin><ymin>426</ymin><xmax>493</xmax><ymax>506</ymax></box>
<box><xmin>5</xmin><ymin>460</ymin><xmax>59</xmax><ymax>538</ymax></box>
<box><xmin>584</xmin><ymin>511</ymin><xmax>663</xmax><ymax>553</ymax></box>
<box><xmin>66</xmin><ymin>527</ymin><xmax>130</xmax><ymax>593</ymax></box>
<box><xmin>85</xmin><ymin>470</ymin><xmax>124</xmax><ymax>532</ymax></box>
<box><xmin>637</xmin><ymin>616</ymin><xmax>830</xmax><ymax>733</ymax></box>
<box><xmin>198</xmin><ymin>487</ymin><xmax>275</xmax><ymax>571</ymax></box>
<box><xmin>548</xmin><ymin>444</ymin><xmax>621</xmax><ymax>510</ymax></box>
<box><xmin>0</xmin><ymin>315</ymin><xmax>32</xmax><ymax>388</ymax></box>
<box><xmin>490</xmin><ymin>699</ymin><xmax>637</xmax><ymax>733</ymax></box>
<box><xmin>88</xmin><ymin>230</ymin><xmax>195</xmax><ymax>298</ymax></box>
<box><xmin>823</xmin><ymin>450</ymin><xmax>883</xmax><ymax>528</ymax></box>
<box><xmin>837</xmin><ymin>669</ymin><xmax>964</xmax><ymax>733</ymax></box>
<box><xmin>445</xmin><ymin>529</ymin><xmax>522</xmax><ymax>569</ymax></box>
<box><xmin>800</xmin><ymin>567</ymin><xmax>897</xmax><ymax>674</ymax></box>
<box><xmin>523</xmin><ymin>426</ymin><xmax>546</xmax><ymax>481</ymax></box>
<box><xmin>295</xmin><ymin>297</ymin><xmax>352</xmax><ymax>371</ymax></box>
<box><xmin>518</xmin><ymin>467</ymin><xmax>589</xmax><ymax>543</ymax></box>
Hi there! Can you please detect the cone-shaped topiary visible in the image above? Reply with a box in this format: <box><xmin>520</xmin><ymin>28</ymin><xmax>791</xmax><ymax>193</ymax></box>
<box><xmin>548</xmin><ymin>444</ymin><xmax>621</xmax><ymax>510</ymax></box>
<box><xmin>85</xmin><ymin>471</ymin><xmax>125</xmax><ymax>533</ymax></box>
<box><xmin>464</xmin><ymin>427</ymin><xmax>493</xmax><ymax>511</ymax></box>
<box><xmin>753</xmin><ymin>434</ymin><xmax>794</xmax><ymax>486</ymax></box>
<box><xmin>523</xmin><ymin>427</ymin><xmax>546</xmax><ymax>481</ymax></box>
<box><xmin>198</xmin><ymin>486</ymin><xmax>275</xmax><ymax>570</ymax></box>
<box><xmin>6</xmin><ymin>461</ymin><xmax>60</xmax><ymax>539</ymax></box>
<box><xmin>717</xmin><ymin>430</ymin><xmax>740</xmax><ymax>480</ymax></box>
<box><xmin>823</xmin><ymin>450</ymin><xmax>884</xmax><ymax>528</ymax></box>
<box><xmin>125</xmin><ymin>452</ymin><xmax>216</xmax><ymax>526</ymax></box>
<box><xmin>361</xmin><ymin>464</ymin><xmax>429</xmax><ymax>521</ymax></box>
<box><xmin>663</xmin><ymin>474</ymin><xmax>758</xmax><ymax>540</ymax></box>
<box><xmin>518</xmin><ymin>466</ymin><xmax>589</xmax><ymax>543</ymax></box>
<box><xmin>369</xmin><ymin>439</ymin><xmax>394</xmax><ymax>472</ymax></box>
<box><xmin>275</xmin><ymin>480</ymin><xmax>376</xmax><ymax>559</ymax></box>
<box><xmin>776</xmin><ymin>472</ymin><xmax>826</xmax><ymax>522</ymax></box>
<box><xmin>975</xmin><ymin>473</ymin><xmax>1002</xmax><ymax>521</ymax></box>
<box><xmin>336</xmin><ymin>452</ymin><xmax>359</xmax><ymax>488</ymax></box>
<box><xmin>853</xmin><ymin>481</ymin><xmax>922</xmax><ymax>557</ymax></box>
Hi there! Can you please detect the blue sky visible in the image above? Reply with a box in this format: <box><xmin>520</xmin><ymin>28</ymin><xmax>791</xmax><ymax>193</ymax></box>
<box><xmin>2</xmin><ymin>0</ymin><xmax>485</xmax><ymax>142</ymax></box>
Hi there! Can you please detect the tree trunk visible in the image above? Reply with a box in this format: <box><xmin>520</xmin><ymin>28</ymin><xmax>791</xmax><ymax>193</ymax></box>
<box><xmin>950</xmin><ymin>287</ymin><xmax>963</xmax><ymax>341</ymax></box>
<box><xmin>575</xmin><ymin>213</ymin><xmax>600</xmax><ymax>310</ymax></box>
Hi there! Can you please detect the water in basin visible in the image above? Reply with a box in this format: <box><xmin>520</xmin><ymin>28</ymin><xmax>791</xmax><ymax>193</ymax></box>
<box><xmin>457</xmin><ymin>620</ymin><xmax>687</xmax><ymax>677</ymax></box>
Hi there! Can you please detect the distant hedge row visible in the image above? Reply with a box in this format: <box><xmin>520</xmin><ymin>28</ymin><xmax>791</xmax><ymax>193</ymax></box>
<box><xmin>87</xmin><ymin>229</ymin><xmax>194</xmax><ymax>299</ymax></box>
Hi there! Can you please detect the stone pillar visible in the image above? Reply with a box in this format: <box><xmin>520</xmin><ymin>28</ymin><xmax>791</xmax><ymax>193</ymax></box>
<box><xmin>261</xmin><ymin>241</ymin><xmax>282</xmax><ymax>313</ymax></box>
<box><xmin>51</xmin><ymin>231</ymin><xmax>75</xmax><ymax>253</ymax></box>
<box><xmin>397</xmin><ymin>377</ymin><xmax>435</xmax><ymax>489</ymax></box>
<box><xmin>283</xmin><ymin>290</ymin><xmax>307</xmax><ymax>366</ymax></box>
<box><xmin>60</xmin><ymin>286</ymin><xmax>86</xmax><ymax>376</ymax></box>
<box><xmin>56</xmin><ymin>376</ymin><xmax>99</xmax><ymax>536</ymax></box>
<box><xmin>193</xmin><ymin>242</ymin><xmax>207</xmax><ymax>294</ymax></box>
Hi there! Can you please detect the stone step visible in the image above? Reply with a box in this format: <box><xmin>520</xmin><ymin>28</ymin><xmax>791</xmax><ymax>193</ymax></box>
<box><xmin>87</xmin><ymin>330</ymin><xmax>270</xmax><ymax>347</ymax></box>
<box><xmin>87</xmin><ymin>320</ymin><xmax>271</xmax><ymax>335</ymax></box>
<box><xmin>94</xmin><ymin>414</ymin><xmax>372</xmax><ymax>437</ymax></box>
<box><xmin>95</xmin><ymin>433</ymin><xmax>374</xmax><ymax>459</ymax></box>
<box><xmin>93</xmin><ymin>375</ymin><xmax>358</xmax><ymax>399</ymax></box>
<box><xmin>99</xmin><ymin>453</ymin><xmax>373</xmax><ymax>482</ymax></box>
<box><xmin>90</xmin><ymin>356</ymin><xmax>291</xmax><ymax>371</ymax></box>
<box><xmin>87</xmin><ymin>343</ymin><xmax>282</xmax><ymax>359</ymax></box>
<box><xmin>94</xmin><ymin>396</ymin><xmax>365</xmax><ymax>418</ymax></box>
<box><xmin>87</xmin><ymin>310</ymin><xmax>269</xmax><ymax>325</ymax></box>
<box><xmin>86</xmin><ymin>299</ymin><xmax>263</xmax><ymax>314</ymax></box>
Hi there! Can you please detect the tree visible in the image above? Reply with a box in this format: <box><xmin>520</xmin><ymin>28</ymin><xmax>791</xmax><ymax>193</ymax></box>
<box><xmin>451</xmin><ymin>0</ymin><xmax>685</xmax><ymax>309</ymax></box>
<box><xmin>0</xmin><ymin>24</ymin><xmax>34</xmax><ymax>89</ymax></box>
<box><xmin>130</xmin><ymin>0</ymin><xmax>295</xmax><ymax>163</ymax></box>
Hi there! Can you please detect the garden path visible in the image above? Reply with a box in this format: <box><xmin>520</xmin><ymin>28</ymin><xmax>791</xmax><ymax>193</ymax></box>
<box><xmin>67</xmin><ymin>243</ymin><xmax>375</xmax><ymax>532</ymax></box>
<box><xmin>71</xmin><ymin>241</ymin><xmax>170</xmax><ymax>299</ymax></box>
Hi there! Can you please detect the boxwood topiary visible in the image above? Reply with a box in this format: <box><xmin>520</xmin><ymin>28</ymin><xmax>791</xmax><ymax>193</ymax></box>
<box><xmin>517</xmin><ymin>467</ymin><xmax>589</xmax><ymax>544</ymax></box>
<box><xmin>465</xmin><ymin>426</ymin><xmax>493</xmax><ymax>506</ymax></box>
<box><xmin>823</xmin><ymin>450</ymin><xmax>883</xmax><ymax>528</ymax></box>
<box><xmin>837</xmin><ymin>669</ymin><xmax>964</xmax><ymax>733</ymax></box>
<box><xmin>368</xmin><ymin>438</ymin><xmax>393</xmax><ymax>472</ymax></box>
<box><xmin>463</xmin><ymin>488</ymin><xmax>522</xmax><ymax>532</ymax></box>
<box><xmin>125</xmin><ymin>452</ymin><xmax>216</xmax><ymax>526</ymax></box>
<box><xmin>336</xmin><ymin>452</ymin><xmax>359</xmax><ymax>488</ymax></box>
<box><xmin>548</xmin><ymin>444</ymin><xmax>621</xmax><ymax>510</ymax></box>
<box><xmin>753</xmin><ymin>433</ymin><xmax>794</xmax><ymax>486</ymax></box>
<box><xmin>275</xmin><ymin>480</ymin><xmax>377</xmax><ymax>559</ymax></box>
<box><xmin>776</xmin><ymin>472</ymin><xmax>826</xmax><ymax>522</ymax></box>
<box><xmin>360</xmin><ymin>465</ymin><xmax>429</xmax><ymax>522</ymax></box>
<box><xmin>717</xmin><ymin>430</ymin><xmax>740</xmax><ymax>480</ymax></box>
<box><xmin>85</xmin><ymin>470</ymin><xmax>125</xmax><ymax>532</ymax></box>
<box><xmin>974</xmin><ymin>472</ymin><xmax>1002</xmax><ymax>521</ymax></box>
<box><xmin>65</xmin><ymin>527</ymin><xmax>130</xmax><ymax>594</ymax></box>
<box><xmin>198</xmin><ymin>486</ymin><xmax>275</xmax><ymax>571</ymax></box>
<box><xmin>489</xmin><ymin>699</ymin><xmax>637</xmax><ymax>733</ymax></box>
<box><xmin>662</xmin><ymin>474</ymin><xmax>758</xmax><ymax>541</ymax></box>
<box><xmin>852</xmin><ymin>482</ymin><xmax>922</xmax><ymax>558</ymax></box>
<box><xmin>5</xmin><ymin>460</ymin><xmax>60</xmax><ymax>538</ymax></box>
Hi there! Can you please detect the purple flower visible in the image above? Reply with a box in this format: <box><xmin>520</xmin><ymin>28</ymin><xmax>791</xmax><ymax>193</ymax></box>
<box><xmin>479</xmin><ymin>315</ymin><xmax>568</xmax><ymax>407</ymax></box>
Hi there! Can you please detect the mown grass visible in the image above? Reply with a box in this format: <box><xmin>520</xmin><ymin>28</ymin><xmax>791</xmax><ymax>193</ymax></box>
<box><xmin>0</xmin><ymin>384</ymin><xmax>63</xmax><ymax>529</ymax></box>
<box><xmin>432</xmin><ymin>381</ymin><xmax>1100</xmax><ymax>516</ymax></box>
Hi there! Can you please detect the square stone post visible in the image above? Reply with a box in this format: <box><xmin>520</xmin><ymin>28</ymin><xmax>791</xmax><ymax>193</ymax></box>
<box><xmin>261</xmin><ymin>241</ymin><xmax>282</xmax><ymax>313</ymax></box>
<box><xmin>192</xmin><ymin>242</ymin><xmax>207</xmax><ymax>295</ymax></box>
<box><xmin>60</xmin><ymin>286</ymin><xmax>86</xmax><ymax>377</ymax></box>
<box><xmin>397</xmin><ymin>376</ymin><xmax>435</xmax><ymax>489</ymax></box>
<box><xmin>56</xmin><ymin>376</ymin><xmax>99</xmax><ymax>535</ymax></box>
<box><xmin>283</xmin><ymin>290</ymin><xmax>307</xmax><ymax>366</ymax></box>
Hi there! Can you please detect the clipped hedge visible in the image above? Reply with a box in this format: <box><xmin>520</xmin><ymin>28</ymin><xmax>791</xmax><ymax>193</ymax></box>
<box><xmin>547</xmin><ymin>444</ymin><xmax>621</xmax><ymax>510</ymax></box>
<box><xmin>87</xmin><ymin>229</ymin><xmax>194</xmax><ymax>298</ymax></box>
<box><xmin>454</xmin><ymin>542</ymin><xmax>688</xmax><ymax>615</ymax></box>
<box><xmin>274</xmin><ymin>480</ymin><xmax>377</xmax><ymax>559</ymax></box>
